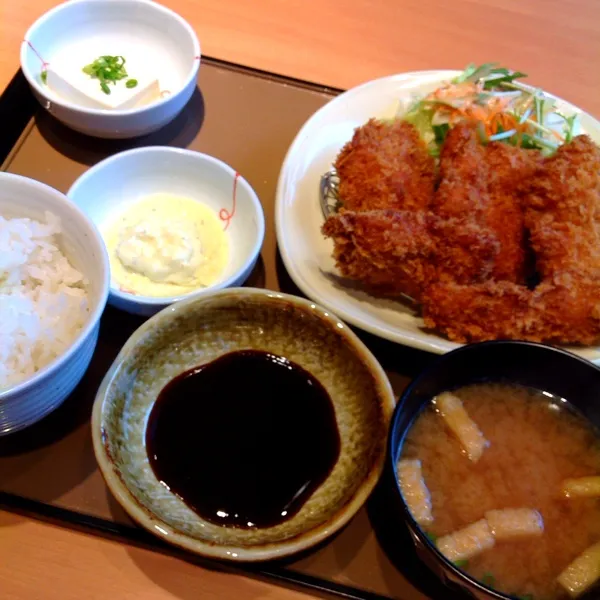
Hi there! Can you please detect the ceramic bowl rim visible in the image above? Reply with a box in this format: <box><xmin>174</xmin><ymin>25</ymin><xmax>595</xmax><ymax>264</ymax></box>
<box><xmin>20</xmin><ymin>0</ymin><xmax>201</xmax><ymax>118</ymax></box>
<box><xmin>67</xmin><ymin>145</ymin><xmax>266</xmax><ymax>309</ymax></box>
<box><xmin>0</xmin><ymin>172</ymin><xmax>110</xmax><ymax>401</ymax></box>
<box><xmin>92</xmin><ymin>287</ymin><xmax>396</xmax><ymax>561</ymax></box>
<box><xmin>387</xmin><ymin>340</ymin><xmax>600</xmax><ymax>600</ymax></box>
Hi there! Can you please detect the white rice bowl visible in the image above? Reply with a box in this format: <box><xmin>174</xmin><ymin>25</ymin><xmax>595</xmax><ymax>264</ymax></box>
<box><xmin>0</xmin><ymin>211</ymin><xmax>90</xmax><ymax>389</ymax></box>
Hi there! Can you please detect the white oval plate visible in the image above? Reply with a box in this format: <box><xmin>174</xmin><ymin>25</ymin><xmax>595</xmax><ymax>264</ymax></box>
<box><xmin>275</xmin><ymin>70</ymin><xmax>600</xmax><ymax>363</ymax></box>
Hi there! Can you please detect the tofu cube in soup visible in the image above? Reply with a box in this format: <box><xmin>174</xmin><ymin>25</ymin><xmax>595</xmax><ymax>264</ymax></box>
<box><xmin>557</xmin><ymin>540</ymin><xmax>600</xmax><ymax>598</ymax></box>
<box><xmin>434</xmin><ymin>392</ymin><xmax>489</xmax><ymax>462</ymax></box>
<box><xmin>485</xmin><ymin>508</ymin><xmax>544</xmax><ymax>540</ymax></box>
<box><xmin>562</xmin><ymin>476</ymin><xmax>600</xmax><ymax>498</ymax></box>
<box><xmin>436</xmin><ymin>519</ymin><xmax>495</xmax><ymax>563</ymax></box>
<box><xmin>397</xmin><ymin>459</ymin><xmax>434</xmax><ymax>526</ymax></box>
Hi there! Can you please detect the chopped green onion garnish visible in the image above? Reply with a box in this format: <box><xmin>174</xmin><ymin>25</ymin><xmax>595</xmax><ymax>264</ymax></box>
<box><xmin>482</xmin><ymin>572</ymin><xmax>496</xmax><ymax>588</ymax></box>
<box><xmin>454</xmin><ymin>559</ymin><xmax>469</xmax><ymax>568</ymax></box>
<box><xmin>41</xmin><ymin>70</ymin><xmax>47</xmax><ymax>85</ymax></box>
<box><xmin>82</xmin><ymin>55</ymin><xmax>137</xmax><ymax>96</ymax></box>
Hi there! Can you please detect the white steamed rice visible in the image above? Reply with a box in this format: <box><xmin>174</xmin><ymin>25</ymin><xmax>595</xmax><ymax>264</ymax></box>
<box><xmin>0</xmin><ymin>211</ymin><xmax>89</xmax><ymax>389</ymax></box>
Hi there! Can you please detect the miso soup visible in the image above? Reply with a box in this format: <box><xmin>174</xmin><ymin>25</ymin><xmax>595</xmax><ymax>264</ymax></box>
<box><xmin>399</xmin><ymin>383</ymin><xmax>600</xmax><ymax>600</ymax></box>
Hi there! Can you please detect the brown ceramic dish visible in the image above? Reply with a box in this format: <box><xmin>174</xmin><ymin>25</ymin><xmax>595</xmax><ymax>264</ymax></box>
<box><xmin>92</xmin><ymin>287</ymin><xmax>395</xmax><ymax>561</ymax></box>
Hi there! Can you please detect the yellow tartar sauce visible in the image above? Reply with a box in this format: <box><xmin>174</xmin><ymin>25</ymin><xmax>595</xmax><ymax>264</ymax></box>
<box><xmin>103</xmin><ymin>194</ymin><xmax>229</xmax><ymax>297</ymax></box>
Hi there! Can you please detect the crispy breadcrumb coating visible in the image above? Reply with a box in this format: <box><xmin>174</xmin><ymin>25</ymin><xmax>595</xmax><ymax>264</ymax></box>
<box><xmin>335</xmin><ymin>119</ymin><xmax>435</xmax><ymax>212</ymax></box>
<box><xmin>324</xmin><ymin>115</ymin><xmax>600</xmax><ymax>346</ymax></box>
<box><xmin>422</xmin><ymin>136</ymin><xmax>600</xmax><ymax>343</ymax></box>
<box><xmin>322</xmin><ymin>210</ymin><xmax>498</xmax><ymax>300</ymax></box>
<box><xmin>434</xmin><ymin>123</ymin><xmax>540</xmax><ymax>283</ymax></box>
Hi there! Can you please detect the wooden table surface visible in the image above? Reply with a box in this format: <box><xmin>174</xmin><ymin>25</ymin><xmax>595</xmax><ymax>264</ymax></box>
<box><xmin>1</xmin><ymin>0</ymin><xmax>599</xmax><ymax>598</ymax></box>
<box><xmin>0</xmin><ymin>511</ymin><xmax>313</xmax><ymax>600</ymax></box>
<box><xmin>2</xmin><ymin>0</ymin><xmax>600</xmax><ymax>114</ymax></box>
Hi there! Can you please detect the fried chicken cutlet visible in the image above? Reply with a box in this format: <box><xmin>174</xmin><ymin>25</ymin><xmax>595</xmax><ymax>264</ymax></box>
<box><xmin>434</xmin><ymin>123</ymin><xmax>541</xmax><ymax>283</ymax></box>
<box><xmin>524</xmin><ymin>134</ymin><xmax>600</xmax><ymax>280</ymax></box>
<box><xmin>323</xmin><ymin>121</ymin><xmax>539</xmax><ymax>300</ymax></box>
<box><xmin>335</xmin><ymin>119</ymin><xmax>435</xmax><ymax>212</ymax></box>
<box><xmin>322</xmin><ymin>210</ymin><xmax>499</xmax><ymax>300</ymax></box>
<box><xmin>422</xmin><ymin>135</ymin><xmax>600</xmax><ymax>344</ymax></box>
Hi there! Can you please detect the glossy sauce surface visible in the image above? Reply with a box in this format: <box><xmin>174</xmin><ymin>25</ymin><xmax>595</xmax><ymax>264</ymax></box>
<box><xmin>146</xmin><ymin>350</ymin><xmax>341</xmax><ymax>529</ymax></box>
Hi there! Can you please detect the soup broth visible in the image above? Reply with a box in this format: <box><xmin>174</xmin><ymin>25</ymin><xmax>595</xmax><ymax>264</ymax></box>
<box><xmin>400</xmin><ymin>383</ymin><xmax>600</xmax><ymax>600</ymax></box>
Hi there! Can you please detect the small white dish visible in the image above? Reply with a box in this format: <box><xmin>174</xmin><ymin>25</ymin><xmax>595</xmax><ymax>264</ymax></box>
<box><xmin>275</xmin><ymin>70</ymin><xmax>600</xmax><ymax>363</ymax></box>
<box><xmin>0</xmin><ymin>173</ymin><xmax>109</xmax><ymax>435</ymax></box>
<box><xmin>68</xmin><ymin>146</ymin><xmax>265</xmax><ymax>316</ymax></box>
<box><xmin>21</xmin><ymin>0</ymin><xmax>200</xmax><ymax>139</ymax></box>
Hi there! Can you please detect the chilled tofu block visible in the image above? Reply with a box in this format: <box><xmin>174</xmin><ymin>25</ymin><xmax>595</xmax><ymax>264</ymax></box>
<box><xmin>557</xmin><ymin>540</ymin><xmax>600</xmax><ymax>598</ymax></box>
<box><xmin>397</xmin><ymin>459</ymin><xmax>434</xmax><ymax>526</ymax></box>
<box><xmin>436</xmin><ymin>519</ymin><xmax>495</xmax><ymax>563</ymax></box>
<box><xmin>45</xmin><ymin>68</ymin><xmax>103</xmax><ymax>110</ymax></box>
<box><xmin>485</xmin><ymin>508</ymin><xmax>544</xmax><ymax>540</ymax></box>
<box><xmin>45</xmin><ymin>66</ymin><xmax>160</xmax><ymax>110</ymax></box>
<box><xmin>435</xmin><ymin>392</ymin><xmax>489</xmax><ymax>462</ymax></box>
<box><xmin>562</xmin><ymin>476</ymin><xmax>600</xmax><ymax>499</ymax></box>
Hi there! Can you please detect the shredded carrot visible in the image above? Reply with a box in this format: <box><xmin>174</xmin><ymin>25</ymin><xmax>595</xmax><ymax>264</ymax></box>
<box><xmin>423</xmin><ymin>80</ymin><xmax>568</xmax><ymax>148</ymax></box>
<box><xmin>413</xmin><ymin>68</ymin><xmax>573</xmax><ymax>151</ymax></box>
<box><xmin>425</xmin><ymin>85</ymin><xmax>525</xmax><ymax>140</ymax></box>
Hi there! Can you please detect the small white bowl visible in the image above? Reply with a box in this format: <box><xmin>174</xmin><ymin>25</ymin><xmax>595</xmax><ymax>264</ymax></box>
<box><xmin>0</xmin><ymin>173</ymin><xmax>109</xmax><ymax>435</ymax></box>
<box><xmin>21</xmin><ymin>0</ymin><xmax>200</xmax><ymax>139</ymax></box>
<box><xmin>67</xmin><ymin>146</ymin><xmax>265</xmax><ymax>316</ymax></box>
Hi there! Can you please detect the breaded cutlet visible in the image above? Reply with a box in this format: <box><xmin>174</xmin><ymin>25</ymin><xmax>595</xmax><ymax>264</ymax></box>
<box><xmin>335</xmin><ymin>119</ymin><xmax>435</xmax><ymax>212</ymax></box>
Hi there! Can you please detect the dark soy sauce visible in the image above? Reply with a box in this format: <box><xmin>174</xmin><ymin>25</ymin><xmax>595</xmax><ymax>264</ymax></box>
<box><xmin>146</xmin><ymin>350</ymin><xmax>341</xmax><ymax>529</ymax></box>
